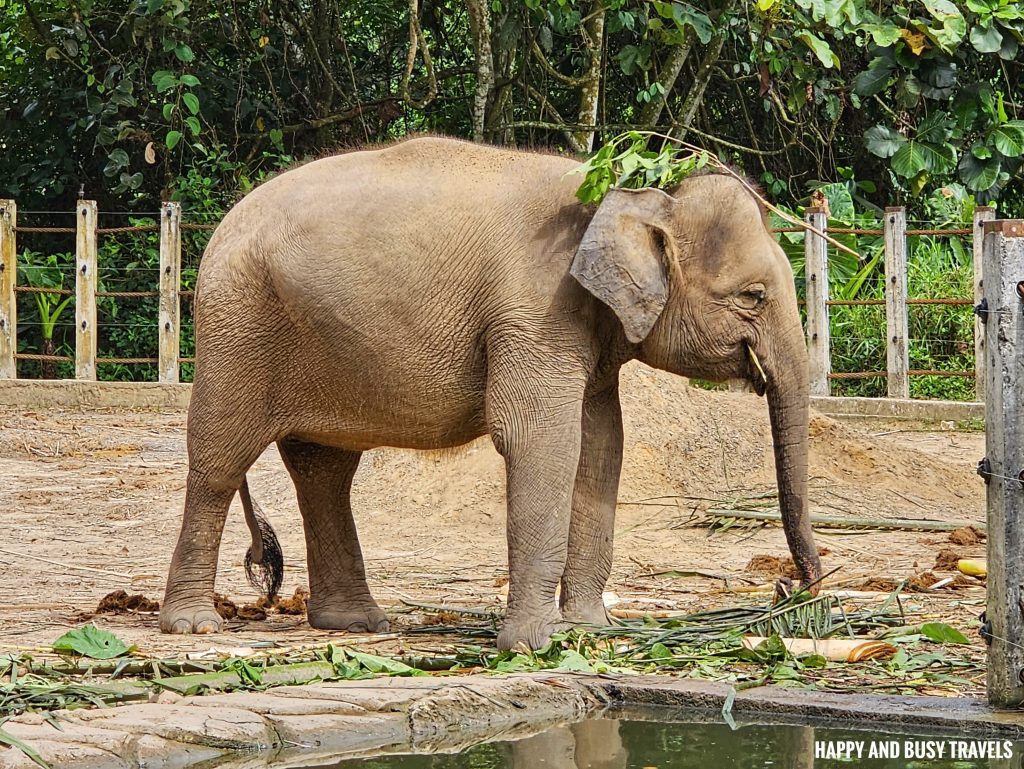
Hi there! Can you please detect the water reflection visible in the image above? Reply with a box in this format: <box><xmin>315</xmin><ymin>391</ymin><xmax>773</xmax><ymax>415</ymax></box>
<box><xmin>509</xmin><ymin>718</ymin><xmax>628</xmax><ymax>769</ymax></box>
<box><xmin>323</xmin><ymin>717</ymin><xmax>1024</xmax><ymax>769</ymax></box>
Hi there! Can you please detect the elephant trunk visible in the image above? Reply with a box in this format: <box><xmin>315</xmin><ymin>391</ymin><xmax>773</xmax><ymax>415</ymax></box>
<box><xmin>762</xmin><ymin>320</ymin><xmax>821</xmax><ymax>590</ymax></box>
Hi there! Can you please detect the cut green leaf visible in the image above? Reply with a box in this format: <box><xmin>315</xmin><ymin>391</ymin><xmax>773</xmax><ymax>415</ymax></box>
<box><xmin>920</xmin><ymin>622</ymin><xmax>969</xmax><ymax>644</ymax></box>
<box><xmin>52</xmin><ymin>626</ymin><xmax>133</xmax><ymax>660</ymax></box>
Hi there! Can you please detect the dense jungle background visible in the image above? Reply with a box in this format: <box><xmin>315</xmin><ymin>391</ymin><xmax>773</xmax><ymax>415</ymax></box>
<box><xmin>0</xmin><ymin>0</ymin><xmax>1022</xmax><ymax>395</ymax></box>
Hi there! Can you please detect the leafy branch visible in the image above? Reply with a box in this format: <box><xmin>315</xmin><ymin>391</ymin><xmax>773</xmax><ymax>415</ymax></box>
<box><xmin>572</xmin><ymin>131</ymin><xmax>859</xmax><ymax>257</ymax></box>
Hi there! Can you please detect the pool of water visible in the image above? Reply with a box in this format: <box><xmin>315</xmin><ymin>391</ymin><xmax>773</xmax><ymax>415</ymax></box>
<box><xmin>313</xmin><ymin>714</ymin><xmax>1024</xmax><ymax>768</ymax></box>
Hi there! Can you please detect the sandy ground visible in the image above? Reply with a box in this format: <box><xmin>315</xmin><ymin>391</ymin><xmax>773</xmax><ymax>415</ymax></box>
<box><xmin>0</xmin><ymin>362</ymin><xmax>987</xmax><ymax>665</ymax></box>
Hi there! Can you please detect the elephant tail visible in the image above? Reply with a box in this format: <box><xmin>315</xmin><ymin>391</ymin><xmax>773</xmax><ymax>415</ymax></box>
<box><xmin>240</xmin><ymin>478</ymin><xmax>284</xmax><ymax>603</ymax></box>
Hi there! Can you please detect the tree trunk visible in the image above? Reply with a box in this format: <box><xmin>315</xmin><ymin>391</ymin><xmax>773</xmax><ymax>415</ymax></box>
<box><xmin>465</xmin><ymin>0</ymin><xmax>494</xmax><ymax>143</ymax></box>
<box><xmin>572</xmin><ymin>2</ymin><xmax>606</xmax><ymax>153</ymax></box>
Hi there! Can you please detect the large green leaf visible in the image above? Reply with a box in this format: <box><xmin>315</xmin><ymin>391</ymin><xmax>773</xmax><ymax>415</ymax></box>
<box><xmin>918</xmin><ymin>59</ymin><xmax>958</xmax><ymax>100</ymax></box>
<box><xmin>891</xmin><ymin>140</ymin><xmax>955</xmax><ymax>177</ymax></box>
<box><xmin>958</xmin><ymin>152</ymin><xmax>1002</xmax><ymax>191</ymax></box>
<box><xmin>853</xmin><ymin>57</ymin><xmax>894</xmax><ymax>96</ymax></box>
<box><xmin>970</xmin><ymin>19</ymin><xmax>1004</xmax><ymax>52</ymax></box>
<box><xmin>816</xmin><ymin>182</ymin><xmax>855</xmax><ymax>222</ymax></box>
<box><xmin>999</xmin><ymin>32</ymin><xmax>1018</xmax><ymax>60</ymax></box>
<box><xmin>52</xmin><ymin>626</ymin><xmax>134</xmax><ymax>659</ymax></box>
<box><xmin>915</xmin><ymin>111</ymin><xmax>954</xmax><ymax>144</ymax></box>
<box><xmin>990</xmin><ymin>122</ymin><xmax>1024</xmax><ymax>157</ymax></box>
<box><xmin>348</xmin><ymin>651</ymin><xmax>427</xmax><ymax>676</ymax></box>
<box><xmin>864</xmin><ymin>125</ymin><xmax>904</xmax><ymax>158</ymax></box>
<box><xmin>797</xmin><ymin>32</ymin><xmax>840</xmax><ymax>69</ymax></box>
<box><xmin>862</xmin><ymin>21</ymin><xmax>902</xmax><ymax>46</ymax></box>
<box><xmin>671</xmin><ymin>3</ymin><xmax>714</xmax><ymax>45</ymax></box>
<box><xmin>923</xmin><ymin>0</ymin><xmax>967</xmax><ymax>50</ymax></box>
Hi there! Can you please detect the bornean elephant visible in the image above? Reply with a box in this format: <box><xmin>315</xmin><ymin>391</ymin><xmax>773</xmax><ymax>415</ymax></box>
<box><xmin>160</xmin><ymin>136</ymin><xmax>821</xmax><ymax>651</ymax></box>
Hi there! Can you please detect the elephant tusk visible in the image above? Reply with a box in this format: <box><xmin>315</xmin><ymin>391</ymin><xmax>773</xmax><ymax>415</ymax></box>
<box><xmin>747</xmin><ymin>343</ymin><xmax>768</xmax><ymax>388</ymax></box>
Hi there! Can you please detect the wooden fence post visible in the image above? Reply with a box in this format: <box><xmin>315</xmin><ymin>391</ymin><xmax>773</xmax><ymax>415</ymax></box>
<box><xmin>884</xmin><ymin>207</ymin><xmax>909</xmax><ymax>399</ymax></box>
<box><xmin>974</xmin><ymin>206</ymin><xmax>996</xmax><ymax>401</ymax></box>
<box><xmin>983</xmin><ymin>218</ymin><xmax>1024</xmax><ymax>708</ymax></box>
<box><xmin>804</xmin><ymin>208</ymin><xmax>830</xmax><ymax>396</ymax></box>
<box><xmin>75</xmin><ymin>200</ymin><xmax>98</xmax><ymax>380</ymax></box>
<box><xmin>159</xmin><ymin>202</ymin><xmax>182</xmax><ymax>383</ymax></box>
<box><xmin>0</xmin><ymin>201</ymin><xmax>16</xmax><ymax>379</ymax></box>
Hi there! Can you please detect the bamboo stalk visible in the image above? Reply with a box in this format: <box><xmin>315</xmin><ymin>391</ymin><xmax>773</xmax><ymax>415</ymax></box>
<box><xmin>700</xmin><ymin>509</ymin><xmax>983</xmax><ymax>533</ymax></box>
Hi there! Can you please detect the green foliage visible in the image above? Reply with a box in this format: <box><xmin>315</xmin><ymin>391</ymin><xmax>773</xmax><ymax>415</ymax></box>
<box><xmin>0</xmin><ymin>725</ymin><xmax>50</xmax><ymax>769</ymax></box>
<box><xmin>17</xmin><ymin>250</ymin><xmax>74</xmax><ymax>345</ymax></box>
<box><xmin>920</xmin><ymin>622</ymin><xmax>970</xmax><ymax>644</ymax></box>
<box><xmin>51</xmin><ymin>626</ymin><xmax>134</xmax><ymax>660</ymax></box>
<box><xmin>1</xmin><ymin>0</ymin><xmax>1020</xmax><ymax>386</ymax></box>
<box><xmin>572</xmin><ymin>131</ymin><xmax>710</xmax><ymax>204</ymax></box>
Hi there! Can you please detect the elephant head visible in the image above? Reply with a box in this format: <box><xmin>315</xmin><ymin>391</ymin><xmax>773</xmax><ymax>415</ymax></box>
<box><xmin>570</xmin><ymin>174</ymin><xmax>821</xmax><ymax>588</ymax></box>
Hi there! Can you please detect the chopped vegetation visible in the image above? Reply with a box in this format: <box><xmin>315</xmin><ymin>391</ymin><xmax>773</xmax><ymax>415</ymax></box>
<box><xmin>0</xmin><ymin>585</ymin><xmax>983</xmax><ymax>730</ymax></box>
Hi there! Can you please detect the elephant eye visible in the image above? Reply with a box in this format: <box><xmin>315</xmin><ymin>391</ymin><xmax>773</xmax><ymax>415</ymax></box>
<box><xmin>736</xmin><ymin>284</ymin><xmax>766</xmax><ymax>310</ymax></box>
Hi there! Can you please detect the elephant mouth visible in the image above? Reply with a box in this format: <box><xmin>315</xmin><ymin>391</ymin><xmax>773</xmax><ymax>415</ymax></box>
<box><xmin>745</xmin><ymin>343</ymin><xmax>768</xmax><ymax>397</ymax></box>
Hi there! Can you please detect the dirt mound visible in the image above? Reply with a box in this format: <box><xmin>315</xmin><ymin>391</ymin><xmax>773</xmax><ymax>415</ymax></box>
<box><xmin>96</xmin><ymin>590</ymin><xmax>159</xmax><ymax>614</ymax></box>
<box><xmin>745</xmin><ymin>554</ymin><xmax>799</xmax><ymax>579</ymax></box>
<box><xmin>949</xmin><ymin>526</ymin><xmax>985</xmax><ymax>546</ymax></box>
<box><xmin>334</xmin><ymin>363</ymin><xmax>982</xmax><ymax>533</ymax></box>
<box><xmin>908</xmin><ymin>570</ymin><xmax>940</xmax><ymax>591</ymax></box>
<box><xmin>935</xmin><ymin>548</ymin><xmax>963</xmax><ymax>571</ymax></box>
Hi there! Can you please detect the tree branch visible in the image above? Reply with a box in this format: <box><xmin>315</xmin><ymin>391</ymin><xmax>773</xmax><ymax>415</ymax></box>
<box><xmin>638</xmin><ymin>29</ymin><xmax>696</xmax><ymax>128</ymax></box>
<box><xmin>402</xmin><ymin>0</ymin><xmax>438</xmax><ymax>110</ymax></box>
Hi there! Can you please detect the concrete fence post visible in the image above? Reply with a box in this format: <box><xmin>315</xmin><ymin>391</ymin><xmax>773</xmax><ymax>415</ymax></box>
<box><xmin>158</xmin><ymin>202</ymin><xmax>182</xmax><ymax>383</ymax></box>
<box><xmin>884</xmin><ymin>206</ymin><xmax>909</xmax><ymax>399</ymax></box>
<box><xmin>0</xmin><ymin>200</ymin><xmax>16</xmax><ymax>379</ymax></box>
<box><xmin>804</xmin><ymin>208</ymin><xmax>830</xmax><ymax>396</ymax></box>
<box><xmin>983</xmin><ymin>218</ymin><xmax>1024</xmax><ymax>707</ymax></box>
<box><xmin>974</xmin><ymin>206</ymin><xmax>996</xmax><ymax>401</ymax></box>
<box><xmin>75</xmin><ymin>200</ymin><xmax>98</xmax><ymax>380</ymax></box>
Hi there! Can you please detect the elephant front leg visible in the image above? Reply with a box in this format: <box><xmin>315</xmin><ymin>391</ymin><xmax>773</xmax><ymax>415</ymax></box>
<box><xmin>560</xmin><ymin>382</ymin><xmax>622</xmax><ymax>627</ymax></box>
<box><xmin>278</xmin><ymin>440</ymin><xmax>389</xmax><ymax>633</ymax></box>
<box><xmin>488</xmin><ymin>371</ymin><xmax>586</xmax><ymax>651</ymax></box>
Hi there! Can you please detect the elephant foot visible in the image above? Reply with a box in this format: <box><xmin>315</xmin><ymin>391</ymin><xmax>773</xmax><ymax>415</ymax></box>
<box><xmin>561</xmin><ymin>599</ymin><xmax>611</xmax><ymax>627</ymax></box>
<box><xmin>497</xmin><ymin>612</ymin><xmax>567</xmax><ymax>652</ymax></box>
<box><xmin>308</xmin><ymin>603</ymin><xmax>390</xmax><ymax>633</ymax></box>
<box><xmin>160</xmin><ymin>602</ymin><xmax>223</xmax><ymax>634</ymax></box>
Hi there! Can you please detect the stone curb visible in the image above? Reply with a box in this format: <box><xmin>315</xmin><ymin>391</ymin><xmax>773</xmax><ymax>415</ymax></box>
<box><xmin>0</xmin><ymin>674</ymin><xmax>599</xmax><ymax>769</ymax></box>
<box><xmin>3</xmin><ymin>674</ymin><xmax>1024</xmax><ymax>768</ymax></box>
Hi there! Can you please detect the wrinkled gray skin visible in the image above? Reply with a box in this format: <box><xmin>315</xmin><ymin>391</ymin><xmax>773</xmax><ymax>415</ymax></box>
<box><xmin>160</xmin><ymin>136</ymin><xmax>821</xmax><ymax>650</ymax></box>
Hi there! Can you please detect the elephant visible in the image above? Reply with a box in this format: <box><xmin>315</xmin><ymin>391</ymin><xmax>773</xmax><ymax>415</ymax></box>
<box><xmin>160</xmin><ymin>135</ymin><xmax>821</xmax><ymax>651</ymax></box>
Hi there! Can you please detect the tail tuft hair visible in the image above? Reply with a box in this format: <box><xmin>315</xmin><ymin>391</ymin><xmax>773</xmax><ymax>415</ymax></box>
<box><xmin>243</xmin><ymin>496</ymin><xmax>284</xmax><ymax>603</ymax></box>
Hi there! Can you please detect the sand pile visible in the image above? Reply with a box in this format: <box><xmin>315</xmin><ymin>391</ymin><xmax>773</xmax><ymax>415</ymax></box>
<box><xmin>242</xmin><ymin>361</ymin><xmax>982</xmax><ymax>533</ymax></box>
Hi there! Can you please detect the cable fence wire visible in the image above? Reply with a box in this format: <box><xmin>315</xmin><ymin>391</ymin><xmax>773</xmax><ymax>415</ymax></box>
<box><xmin>1</xmin><ymin>212</ymin><xmax>983</xmax><ymax>388</ymax></box>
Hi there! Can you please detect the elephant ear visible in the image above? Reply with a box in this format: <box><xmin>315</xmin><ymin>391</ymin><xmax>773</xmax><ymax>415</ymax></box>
<box><xmin>570</xmin><ymin>187</ymin><xmax>675</xmax><ymax>344</ymax></box>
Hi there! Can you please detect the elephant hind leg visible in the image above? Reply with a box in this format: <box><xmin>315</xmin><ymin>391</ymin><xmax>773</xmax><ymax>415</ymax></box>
<box><xmin>162</xmin><ymin>468</ymin><xmax>249</xmax><ymax>634</ymax></box>
<box><xmin>278</xmin><ymin>439</ymin><xmax>388</xmax><ymax>633</ymax></box>
<box><xmin>161</xmin><ymin>398</ymin><xmax>275</xmax><ymax>634</ymax></box>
